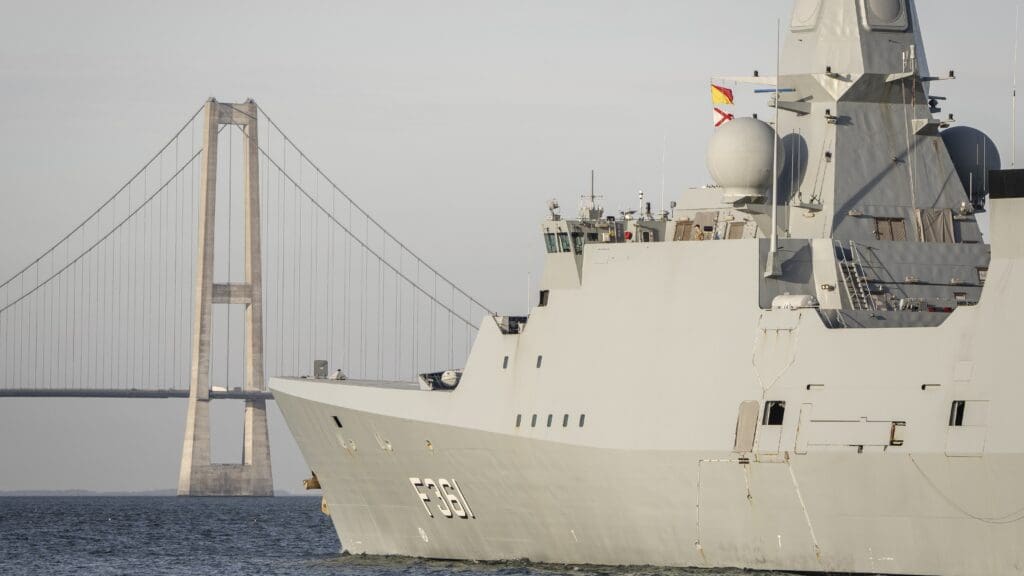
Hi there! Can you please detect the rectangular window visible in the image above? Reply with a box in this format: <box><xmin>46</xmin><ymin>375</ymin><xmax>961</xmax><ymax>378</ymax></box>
<box><xmin>538</xmin><ymin>290</ymin><xmax>550</xmax><ymax>307</ymax></box>
<box><xmin>547</xmin><ymin>414</ymin><xmax>553</xmax><ymax>427</ymax></box>
<box><xmin>531</xmin><ymin>414</ymin><xmax>538</xmax><ymax>428</ymax></box>
<box><xmin>579</xmin><ymin>414</ymin><xmax>586</xmax><ymax>427</ymax></box>
<box><xmin>641</xmin><ymin>231</ymin><xmax>651</xmax><ymax>243</ymax></box>
<box><xmin>544</xmin><ymin>233</ymin><xmax>558</xmax><ymax>254</ymax></box>
<box><xmin>955</xmin><ymin>292</ymin><xmax>968</xmax><ymax>305</ymax></box>
<box><xmin>950</xmin><ymin>401</ymin><xmax>966</xmax><ymax>427</ymax></box>
<box><xmin>890</xmin><ymin>421</ymin><xmax>906</xmax><ymax>446</ymax></box>
<box><xmin>502</xmin><ymin>355</ymin><xmax>509</xmax><ymax>369</ymax></box>
<box><xmin>587</xmin><ymin>232</ymin><xmax>599</xmax><ymax>242</ymax></box>
<box><xmin>557</xmin><ymin>232</ymin><xmax>571</xmax><ymax>253</ymax></box>
<box><xmin>875</xmin><ymin>217</ymin><xmax>908</xmax><ymax>241</ymax></box>
<box><xmin>763</xmin><ymin>401</ymin><xmax>786</xmax><ymax>426</ymax></box>
<box><xmin>536</xmin><ymin>355</ymin><xmax>543</xmax><ymax>368</ymax></box>
<box><xmin>978</xmin><ymin>268</ymin><xmax>989</xmax><ymax>286</ymax></box>
<box><xmin>562</xmin><ymin>414</ymin><xmax>569</xmax><ymax>427</ymax></box>
<box><xmin>515</xmin><ymin>414</ymin><xmax>522</xmax><ymax>428</ymax></box>
<box><xmin>332</xmin><ymin>416</ymin><xmax>343</xmax><ymax>429</ymax></box>
<box><xmin>571</xmin><ymin>232</ymin><xmax>585</xmax><ymax>254</ymax></box>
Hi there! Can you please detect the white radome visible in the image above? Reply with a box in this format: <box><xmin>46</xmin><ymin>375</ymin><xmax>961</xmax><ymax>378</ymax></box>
<box><xmin>706</xmin><ymin>117</ymin><xmax>780</xmax><ymax>204</ymax></box>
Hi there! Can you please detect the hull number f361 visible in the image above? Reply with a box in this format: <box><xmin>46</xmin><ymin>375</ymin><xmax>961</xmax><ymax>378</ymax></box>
<box><xmin>409</xmin><ymin>478</ymin><xmax>475</xmax><ymax>519</ymax></box>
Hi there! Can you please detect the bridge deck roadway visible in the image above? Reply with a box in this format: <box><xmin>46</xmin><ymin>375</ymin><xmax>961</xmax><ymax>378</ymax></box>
<box><xmin>0</xmin><ymin>389</ymin><xmax>274</xmax><ymax>400</ymax></box>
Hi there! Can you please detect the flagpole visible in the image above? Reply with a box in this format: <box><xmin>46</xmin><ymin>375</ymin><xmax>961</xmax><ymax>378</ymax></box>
<box><xmin>766</xmin><ymin>18</ymin><xmax>782</xmax><ymax>278</ymax></box>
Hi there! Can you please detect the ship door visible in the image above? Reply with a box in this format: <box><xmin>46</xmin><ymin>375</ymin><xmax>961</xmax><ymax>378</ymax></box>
<box><xmin>756</xmin><ymin>401</ymin><xmax>786</xmax><ymax>454</ymax></box>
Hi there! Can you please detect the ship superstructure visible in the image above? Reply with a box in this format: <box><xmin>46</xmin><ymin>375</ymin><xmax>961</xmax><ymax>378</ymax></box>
<box><xmin>272</xmin><ymin>2</ymin><xmax>1024</xmax><ymax>574</ymax></box>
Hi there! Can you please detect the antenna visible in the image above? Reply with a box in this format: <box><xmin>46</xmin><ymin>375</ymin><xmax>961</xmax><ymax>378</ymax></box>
<box><xmin>765</xmin><ymin>18</ymin><xmax>783</xmax><ymax>278</ymax></box>
<box><xmin>660</xmin><ymin>130</ymin><xmax>667</xmax><ymax>215</ymax></box>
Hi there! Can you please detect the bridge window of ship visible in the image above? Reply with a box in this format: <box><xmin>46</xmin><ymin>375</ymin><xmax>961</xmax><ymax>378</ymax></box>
<box><xmin>558</xmin><ymin>232</ymin><xmax>571</xmax><ymax>253</ymax></box>
<box><xmin>332</xmin><ymin>416</ymin><xmax>343</xmax><ymax>428</ymax></box>
<box><xmin>571</xmin><ymin>232</ymin><xmax>585</xmax><ymax>254</ymax></box>
<box><xmin>544</xmin><ymin>233</ymin><xmax>558</xmax><ymax>254</ymax></box>
<box><xmin>763</xmin><ymin>401</ymin><xmax>786</xmax><ymax>426</ymax></box>
<box><xmin>950</xmin><ymin>401</ymin><xmax>967</xmax><ymax>427</ymax></box>
<box><xmin>873</xmin><ymin>217</ymin><xmax>907</xmax><ymax>241</ymax></box>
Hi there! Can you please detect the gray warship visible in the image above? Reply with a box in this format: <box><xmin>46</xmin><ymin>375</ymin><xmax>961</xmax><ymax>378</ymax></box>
<box><xmin>271</xmin><ymin>1</ymin><xmax>1024</xmax><ymax>574</ymax></box>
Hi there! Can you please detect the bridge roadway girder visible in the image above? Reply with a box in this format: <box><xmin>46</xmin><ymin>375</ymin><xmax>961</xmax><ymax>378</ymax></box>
<box><xmin>0</xmin><ymin>389</ymin><xmax>273</xmax><ymax>401</ymax></box>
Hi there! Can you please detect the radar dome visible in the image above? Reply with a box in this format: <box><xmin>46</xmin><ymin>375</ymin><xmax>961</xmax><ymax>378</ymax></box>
<box><xmin>942</xmin><ymin>126</ymin><xmax>1000</xmax><ymax>203</ymax></box>
<box><xmin>707</xmin><ymin>118</ymin><xmax>781</xmax><ymax>204</ymax></box>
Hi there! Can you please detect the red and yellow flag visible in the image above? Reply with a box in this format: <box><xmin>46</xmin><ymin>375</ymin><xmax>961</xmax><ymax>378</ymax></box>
<box><xmin>711</xmin><ymin>84</ymin><xmax>734</xmax><ymax>106</ymax></box>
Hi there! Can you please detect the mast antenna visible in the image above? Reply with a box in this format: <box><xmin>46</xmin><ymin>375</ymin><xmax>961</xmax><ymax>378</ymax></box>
<box><xmin>765</xmin><ymin>18</ymin><xmax>783</xmax><ymax>278</ymax></box>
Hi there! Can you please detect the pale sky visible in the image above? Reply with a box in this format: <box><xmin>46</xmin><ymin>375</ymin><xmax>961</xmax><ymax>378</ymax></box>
<box><xmin>0</xmin><ymin>0</ymin><xmax>1018</xmax><ymax>492</ymax></box>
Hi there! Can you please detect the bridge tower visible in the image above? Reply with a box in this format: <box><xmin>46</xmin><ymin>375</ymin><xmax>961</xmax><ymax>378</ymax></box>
<box><xmin>178</xmin><ymin>99</ymin><xmax>273</xmax><ymax>496</ymax></box>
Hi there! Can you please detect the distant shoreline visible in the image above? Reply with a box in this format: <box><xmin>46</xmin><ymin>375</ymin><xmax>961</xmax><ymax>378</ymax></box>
<box><xmin>0</xmin><ymin>489</ymin><xmax>316</xmax><ymax>497</ymax></box>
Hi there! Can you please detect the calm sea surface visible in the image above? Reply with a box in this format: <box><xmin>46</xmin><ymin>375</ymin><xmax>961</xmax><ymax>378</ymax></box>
<box><xmin>0</xmin><ymin>497</ymin><xmax>795</xmax><ymax>576</ymax></box>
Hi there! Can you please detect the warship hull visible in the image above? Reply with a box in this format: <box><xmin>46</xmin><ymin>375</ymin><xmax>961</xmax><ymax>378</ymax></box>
<box><xmin>272</xmin><ymin>230</ymin><xmax>1024</xmax><ymax>576</ymax></box>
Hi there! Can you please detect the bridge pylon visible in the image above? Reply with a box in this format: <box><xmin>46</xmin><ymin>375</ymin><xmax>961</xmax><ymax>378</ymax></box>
<box><xmin>178</xmin><ymin>98</ymin><xmax>273</xmax><ymax>496</ymax></box>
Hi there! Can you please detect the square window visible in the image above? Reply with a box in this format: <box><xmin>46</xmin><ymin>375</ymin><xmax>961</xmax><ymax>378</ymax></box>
<box><xmin>763</xmin><ymin>401</ymin><xmax>786</xmax><ymax>426</ymax></box>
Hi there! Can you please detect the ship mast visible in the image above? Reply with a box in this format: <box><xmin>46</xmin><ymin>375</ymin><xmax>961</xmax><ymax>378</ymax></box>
<box><xmin>765</xmin><ymin>19</ymin><xmax>783</xmax><ymax>278</ymax></box>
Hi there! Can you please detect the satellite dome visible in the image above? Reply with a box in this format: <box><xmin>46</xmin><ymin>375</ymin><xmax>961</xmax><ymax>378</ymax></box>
<box><xmin>941</xmin><ymin>126</ymin><xmax>1000</xmax><ymax>202</ymax></box>
<box><xmin>707</xmin><ymin>118</ymin><xmax>781</xmax><ymax>204</ymax></box>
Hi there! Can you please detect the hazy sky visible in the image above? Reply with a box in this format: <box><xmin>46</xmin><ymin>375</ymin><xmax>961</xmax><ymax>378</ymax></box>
<box><xmin>0</xmin><ymin>0</ymin><xmax>1019</xmax><ymax>493</ymax></box>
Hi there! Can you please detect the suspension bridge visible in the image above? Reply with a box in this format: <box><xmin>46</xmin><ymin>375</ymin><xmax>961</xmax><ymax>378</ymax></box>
<box><xmin>0</xmin><ymin>99</ymin><xmax>491</xmax><ymax>496</ymax></box>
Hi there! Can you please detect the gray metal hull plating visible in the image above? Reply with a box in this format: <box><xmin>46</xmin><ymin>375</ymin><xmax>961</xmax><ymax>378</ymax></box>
<box><xmin>273</xmin><ymin>389</ymin><xmax>1024</xmax><ymax>575</ymax></box>
<box><xmin>271</xmin><ymin>224</ymin><xmax>1024</xmax><ymax>576</ymax></box>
